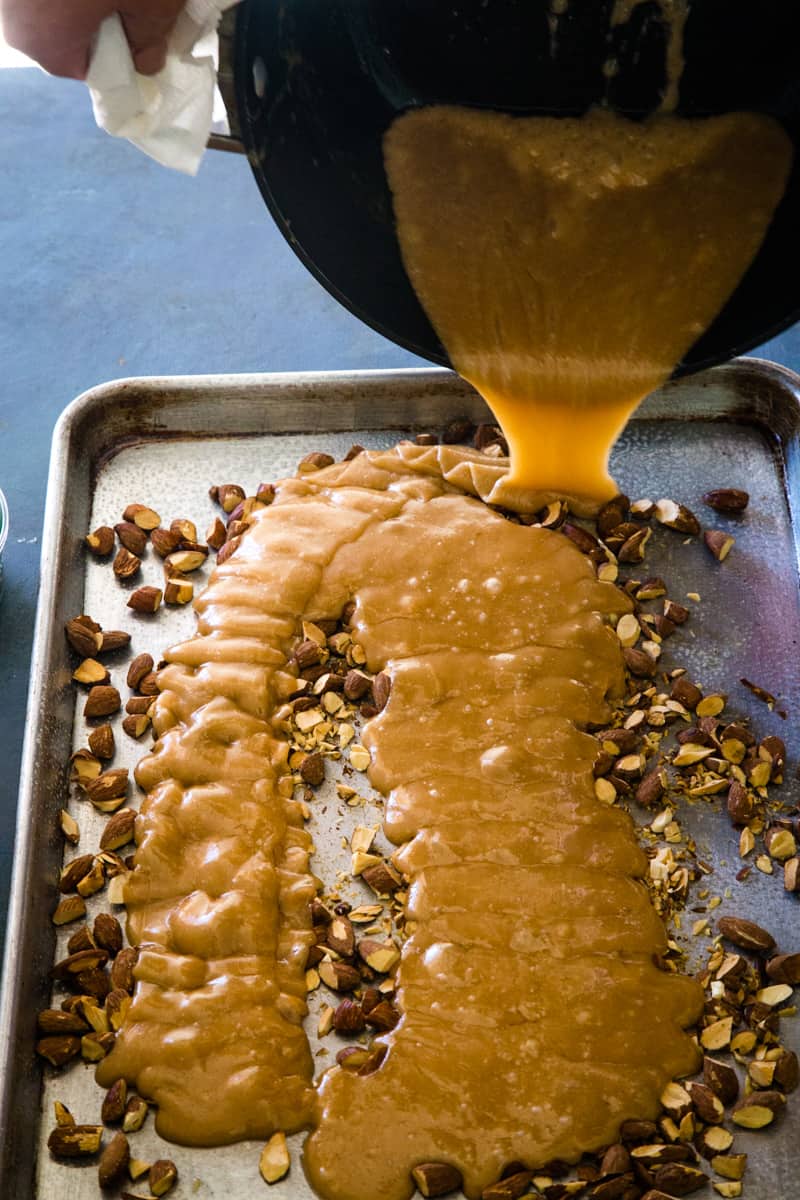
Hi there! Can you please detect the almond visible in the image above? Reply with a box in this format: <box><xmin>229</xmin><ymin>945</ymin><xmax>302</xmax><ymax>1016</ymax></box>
<box><xmin>98</xmin><ymin>1131</ymin><xmax>130</xmax><ymax>1188</ymax></box>
<box><xmin>85</xmin><ymin>526</ymin><xmax>115</xmax><ymax>556</ymax></box>
<box><xmin>703</xmin><ymin>488</ymin><xmax>749</xmax><ymax>514</ymax></box>
<box><xmin>411</xmin><ymin>1163</ymin><xmax>463</xmax><ymax>1198</ymax></box>
<box><xmin>101</xmin><ymin>1078</ymin><xmax>128</xmax><ymax>1124</ymax></box>
<box><xmin>98</xmin><ymin>629</ymin><xmax>131</xmax><ymax>654</ymax></box>
<box><xmin>122</xmin><ymin>503</ymin><xmax>160</xmax><ymax>530</ymax></box>
<box><xmin>149</xmin><ymin>1158</ymin><xmax>178</xmax><ymax>1196</ymax></box>
<box><xmin>318</xmin><ymin>960</ymin><xmax>360</xmax><ymax>992</ymax></box>
<box><xmin>150</xmin><ymin>526</ymin><xmax>180</xmax><ymax>557</ymax></box>
<box><xmin>326</xmin><ymin>915</ymin><xmax>356</xmax><ymax>958</ymax></box>
<box><xmin>654</xmin><ymin>499</ymin><xmax>700</xmax><ymax>534</ymax></box>
<box><xmin>731</xmin><ymin>1090</ymin><xmax>785</xmax><ymax>1128</ymax></box>
<box><xmin>65</xmin><ymin>617</ymin><xmax>102</xmax><ymax>657</ymax></box>
<box><xmin>126</xmin><ymin>653</ymin><xmax>154</xmax><ymax>689</ymax></box>
<box><xmin>36</xmin><ymin>1035</ymin><xmax>82</xmax><ymax>1067</ymax></box>
<box><xmin>112</xmin><ymin>546</ymin><xmax>141</xmax><ymax>579</ymax></box>
<box><xmin>114</xmin><ymin>521</ymin><xmax>148</xmax><ymax>555</ymax></box>
<box><xmin>717</xmin><ymin>915</ymin><xmax>775</xmax><ymax>954</ymax></box>
<box><xmin>362</xmin><ymin>859</ymin><xmax>403</xmax><ymax>895</ymax></box>
<box><xmin>127</xmin><ymin>585</ymin><xmax>162</xmax><ymax>613</ymax></box>
<box><xmin>704</xmin><ymin>530</ymin><xmax>735</xmax><ymax>562</ymax></box>
<box><xmin>122</xmin><ymin>1094</ymin><xmax>148</xmax><ymax>1132</ymax></box>
<box><xmin>93</xmin><ymin>912</ymin><xmax>123</xmax><ymax>956</ymax></box>
<box><xmin>84</xmin><ymin>685</ymin><xmax>121</xmax><ymax>719</ymax></box>
<box><xmin>88</xmin><ymin>724</ymin><xmax>115</xmax><ymax>760</ymax></box>
<box><xmin>259</xmin><ymin>1132</ymin><xmax>290</xmax><ymax>1183</ymax></box>
<box><xmin>332</xmin><ymin>999</ymin><xmax>365</xmax><ymax>1034</ymax></box>
<box><xmin>47</xmin><ymin>1123</ymin><xmax>103</xmax><ymax>1157</ymax></box>
<box><xmin>52</xmin><ymin>895</ymin><xmax>87</xmax><ymax>925</ymax></box>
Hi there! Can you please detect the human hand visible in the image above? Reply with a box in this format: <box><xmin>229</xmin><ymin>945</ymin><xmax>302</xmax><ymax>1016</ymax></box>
<box><xmin>1</xmin><ymin>0</ymin><xmax>185</xmax><ymax>80</ymax></box>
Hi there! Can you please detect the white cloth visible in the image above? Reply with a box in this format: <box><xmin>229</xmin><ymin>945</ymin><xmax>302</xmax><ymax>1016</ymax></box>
<box><xmin>86</xmin><ymin>0</ymin><xmax>239</xmax><ymax>176</ymax></box>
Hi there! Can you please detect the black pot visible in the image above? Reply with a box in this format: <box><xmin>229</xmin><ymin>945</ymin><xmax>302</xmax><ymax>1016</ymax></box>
<box><xmin>231</xmin><ymin>0</ymin><xmax>800</xmax><ymax>375</ymax></box>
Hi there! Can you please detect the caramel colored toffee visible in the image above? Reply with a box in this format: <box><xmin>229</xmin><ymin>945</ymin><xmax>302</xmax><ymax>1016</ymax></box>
<box><xmin>384</xmin><ymin>107</ymin><xmax>791</xmax><ymax>504</ymax></box>
<box><xmin>99</xmin><ymin>446</ymin><xmax>701</xmax><ymax>1196</ymax></box>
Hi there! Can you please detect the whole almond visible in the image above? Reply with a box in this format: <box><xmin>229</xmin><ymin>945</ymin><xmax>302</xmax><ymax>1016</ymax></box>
<box><xmin>37</xmin><ymin>1008</ymin><xmax>89</xmax><ymax>1035</ymax></box>
<box><xmin>84</xmin><ymin>686</ymin><xmax>121</xmax><ymax>719</ymax></box>
<box><xmin>98</xmin><ymin>629</ymin><xmax>131</xmax><ymax>654</ymax></box>
<box><xmin>332</xmin><ymin>999</ymin><xmax>365</xmax><ymax>1034</ymax></box>
<box><xmin>93</xmin><ymin>913</ymin><xmax>123</xmax><ymax>956</ymax></box>
<box><xmin>114</xmin><ymin>521</ymin><xmax>147</xmax><ymax>556</ymax></box>
<box><xmin>138</xmin><ymin>670</ymin><xmax>160</xmax><ymax>696</ymax></box>
<box><xmin>718</xmin><ymin>915</ymin><xmax>776</xmax><ymax>955</ymax></box>
<box><xmin>635</xmin><ymin>768</ymin><xmax>665</xmax><ymax>808</ymax></box>
<box><xmin>767</xmin><ymin>953</ymin><xmax>800</xmax><ymax>985</ymax></box>
<box><xmin>703</xmin><ymin>487</ymin><xmax>749</xmax><ymax>514</ymax></box>
<box><xmin>127</xmin><ymin>653</ymin><xmax>154</xmax><ymax>690</ymax></box>
<box><xmin>98</xmin><ymin>1131</ymin><xmax>130</xmax><ymax>1188</ymax></box>
<box><xmin>110</xmin><ymin>946</ymin><xmax>138</xmax><ymax>993</ymax></box>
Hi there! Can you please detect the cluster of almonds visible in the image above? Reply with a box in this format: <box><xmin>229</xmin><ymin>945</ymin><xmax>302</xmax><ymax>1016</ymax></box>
<box><xmin>85</xmin><ymin>501</ymin><xmax>212</xmax><ymax>612</ymax></box>
<box><xmin>277</xmin><ymin>618</ymin><xmax>409</xmax><ymax>1054</ymax></box>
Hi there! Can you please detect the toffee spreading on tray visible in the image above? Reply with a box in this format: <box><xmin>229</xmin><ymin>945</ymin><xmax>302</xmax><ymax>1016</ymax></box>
<box><xmin>98</xmin><ymin>447</ymin><xmax>701</xmax><ymax>1198</ymax></box>
<box><xmin>383</xmin><ymin>107</ymin><xmax>791</xmax><ymax>503</ymax></box>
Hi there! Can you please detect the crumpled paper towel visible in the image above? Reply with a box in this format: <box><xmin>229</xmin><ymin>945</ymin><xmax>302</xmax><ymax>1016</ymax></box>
<box><xmin>86</xmin><ymin>0</ymin><xmax>239</xmax><ymax>176</ymax></box>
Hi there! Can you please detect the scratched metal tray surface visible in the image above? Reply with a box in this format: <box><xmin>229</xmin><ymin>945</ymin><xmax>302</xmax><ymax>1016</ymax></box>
<box><xmin>1</xmin><ymin>362</ymin><xmax>799</xmax><ymax>1199</ymax></box>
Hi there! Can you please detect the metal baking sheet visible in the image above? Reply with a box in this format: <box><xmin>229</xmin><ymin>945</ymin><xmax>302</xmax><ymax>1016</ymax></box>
<box><xmin>1</xmin><ymin>362</ymin><xmax>799</xmax><ymax>1199</ymax></box>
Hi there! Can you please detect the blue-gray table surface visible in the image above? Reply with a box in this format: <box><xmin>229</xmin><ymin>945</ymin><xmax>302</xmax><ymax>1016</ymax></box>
<box><xmin>1</xmin><ymin>64</ymin><xmax>799</xmax><ymax>957</ymax></box>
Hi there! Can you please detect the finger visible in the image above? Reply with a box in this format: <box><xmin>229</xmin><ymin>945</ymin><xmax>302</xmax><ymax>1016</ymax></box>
<box><xmin>120</xmin><ymin>0</ymin><xmax>184</xmax><ymax>74</ymax></box>
<box><xmin>130</xmin><ymin>39</ymin><xmax>168</xmax><ymax>75</ymax></box>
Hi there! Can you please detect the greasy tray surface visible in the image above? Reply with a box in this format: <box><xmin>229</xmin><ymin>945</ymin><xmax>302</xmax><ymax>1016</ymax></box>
<box><xmin>2</xmin><ymin>363</ymin><xmax>799</xmax><ymax>1198</ymax></box>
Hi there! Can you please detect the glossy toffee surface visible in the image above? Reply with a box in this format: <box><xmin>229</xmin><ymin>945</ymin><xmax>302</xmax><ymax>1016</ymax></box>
<box><xmin>98</xmin><ymin>446</ymin><xmax>702</xmax><ymax>1200</ymax></box>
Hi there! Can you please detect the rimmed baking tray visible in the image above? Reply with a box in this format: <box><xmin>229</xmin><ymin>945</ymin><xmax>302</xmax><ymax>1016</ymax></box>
<box><xmin>1</xmin><ymin>362</ymin><xmax>799</xmax><ymax>1198</ymax></box>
